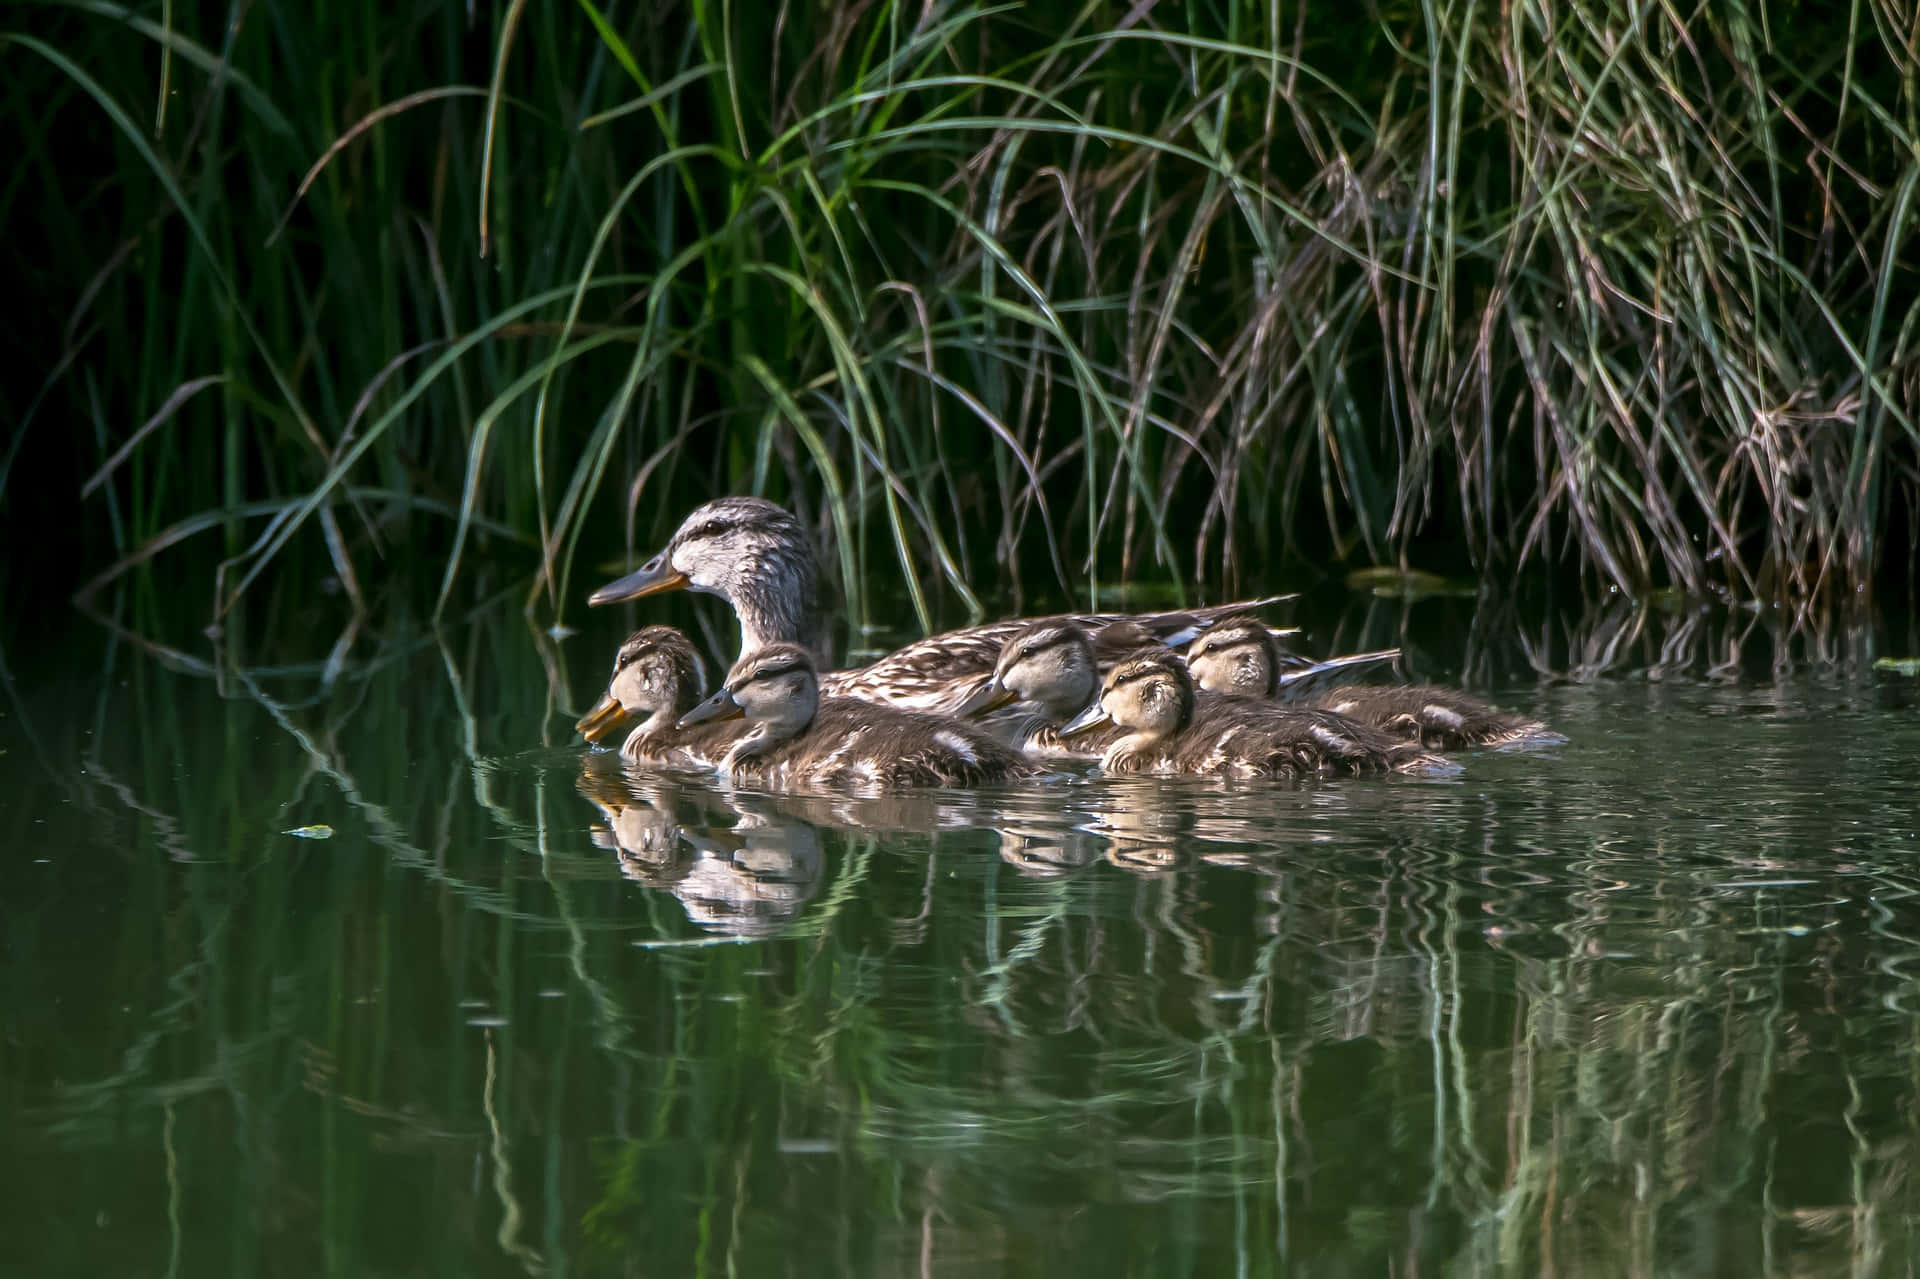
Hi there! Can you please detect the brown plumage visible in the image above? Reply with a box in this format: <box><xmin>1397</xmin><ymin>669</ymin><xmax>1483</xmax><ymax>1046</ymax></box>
<box><xmin>679</xmin><ymin>643</ymin><xmax>1037</xmax><ymax>789</ymax></box>
<box><xmin>1185</xmin><ymin>613</ymin><xmax>1400</xmax><ymax>701</ymax></box>
<box><xmin>1185</xmin><ymin>613</ymin><xmax>1563</xmax><ymax>749</ymax></box>
<box><xmin>573</xmin><ymin>625</ymin><xmax>747</xmax><ymax>767</ymax></box>
<box><xmin>953</xmin><ymin>619</ymin><xmax>1156</xmax><ymax>758</ymax></box>
<box><xmin>1063</xmin><ymin>648</ymin><xmax>1451</xmax><ymax>778</ymax></box>
<box><xmin>587</xmin><ymin>496</ymin><xmax>1290</xmax><ymax>713</ymax></box>
<box><xmin>1307</xmin><ymin>685</ymin><xmax>1566</xmax><ymax>749</ymax></box>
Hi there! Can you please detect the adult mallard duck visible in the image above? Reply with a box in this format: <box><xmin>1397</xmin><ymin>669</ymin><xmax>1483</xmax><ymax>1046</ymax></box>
<box><xmin>1182</xmin><ymin>614</ymin><xmax>1564</xmax><ymax>749</ymax></box>
<box><xmin>678</xmin><ymin>642</ymin><xmax>1037</xmax><ymax>789</ymax></box>
<box><xmin>1060</xmin><ymin>647</ymin><xmax>1451</xmax><ymax>778</ymax></box>
<box><xmin>587</xmin><ymin>496</ymin><xmax>1288</xmax><ymax>714</ymax></box>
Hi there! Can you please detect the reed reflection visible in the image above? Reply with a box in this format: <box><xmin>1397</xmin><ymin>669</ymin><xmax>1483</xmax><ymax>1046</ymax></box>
<box><xmin>13</xmin><ymin>600</ymin><xmax>1920</xmax><ymax>1276</ymax></box>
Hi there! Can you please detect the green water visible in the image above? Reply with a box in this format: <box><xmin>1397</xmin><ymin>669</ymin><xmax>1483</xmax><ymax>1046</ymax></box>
<box><xmin>5</xmin><ymin>598</ymin><xmax>1920</xmax><ymax>1276</ymax></box>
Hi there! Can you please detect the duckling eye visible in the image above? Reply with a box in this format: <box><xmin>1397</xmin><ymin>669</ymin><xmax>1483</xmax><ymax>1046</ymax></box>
<box><xmin>749</xmin><ymin>660</ymin><xmax>804</xmax><ymax>685</ymax></box>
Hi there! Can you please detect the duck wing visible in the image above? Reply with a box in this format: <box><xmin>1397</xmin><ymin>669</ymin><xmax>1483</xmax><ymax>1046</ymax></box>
<box><xmin>1308</xmin><ymin>684</ymin><xmax>1565</xmax><ymax>750</ymax></box>
<box><xmin>1271</xmin><ymin>648</ymin><xmax>1401</xmax><ymax>701</ymax></box>
<box><xmin>821</xmin><ymin>595</ymin><xmax>1293</xmax><ymax>712</ymax></box>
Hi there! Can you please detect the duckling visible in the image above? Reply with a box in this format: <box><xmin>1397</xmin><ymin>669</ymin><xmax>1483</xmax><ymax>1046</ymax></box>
<box><xmin>955</xmin><ymin>617</ymin><xmax>1340</xmax><ymax>758</ymax></box>
<box><xmin>573</xmin><ymin>625</ymin><xmax>745</xmax><ymax>766</ymax></box>
<box><xmin>588</xmin><ymin>496</ymin><xmax>1289</xmax><ymax>713</ymax></box>
<box><xmin>1184</xmin><ymin>614</ymin><xmax>1563</xmax><ymax>749</ymax></box>
<box><xmin>678</xmin><ymin>642</ymin><xmax>1037</xmax><ymax>789</ymax></box>
<box><xmin>952</xmin><ymin>619</ymin><xmax>1143</xmax><ymax>758</ymax></box>
<box><xmin>1185</xmin><ymin>614</ymin><xmax>1400</xmax><ymax>700</ymax></box>
<box><xmin>1061</xmin><ymin>648</ymin><xmax>1448</xmax><ymax>778</ymax></box>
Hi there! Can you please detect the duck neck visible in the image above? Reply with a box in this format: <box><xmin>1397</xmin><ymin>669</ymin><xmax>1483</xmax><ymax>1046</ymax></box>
<box><xmin>720</xmin><ymin>692</ymin><xmax>817</xmax><ymax>772</ymax></box>
<box><xmin>1102</xmin><ymin>727</ymin><xmax>1167</xmax><ymax>769</ymax></box>
<box><xmin>634</xmin><ymin>705</ymin><xmax>680</xmax><ymax>738</ymax></box>
<box><xmin>1037</xmin><ymin>684</ymin><xmax>1096</xmax><ymax>726</ymax></box>
<box><xmin>727</xmin><ymin>546</ymin><xmax>827</xmax><ymax>663</ymax></box>
<box><xmin>620</xmin><ymin>706</ymin><xmax>678</xmax><ymax>755</ymax></box>
<box><xmin>722</xmin><ymin>725</ymin><xmax>775</xmax><ymax>773</ymax></box>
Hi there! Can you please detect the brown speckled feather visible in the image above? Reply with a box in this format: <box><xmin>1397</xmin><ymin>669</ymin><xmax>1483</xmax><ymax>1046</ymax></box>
<box><xmin>1307</xmin><ymin>685</ymin><xmax>1565</xmax><ymax>750</ymax></box>
<box><xmin>1106</xmin><ymin>694</ymin><xmax>1446</xmax><ymax>778</ymax></box>
<box><xmin>691</xmin><ymin>643</ymin><xmax>1038</xmax><ymax>790</ymax></box>
<box><xmin>1086</xmin><ymin>648</ymin><xmax>1453</xmax><ymax>778</ymax></box>
<box><xmin>821</xmin><ymin>599</ymin><xmax>1293</xmax><ymax>712</ymax></box>
<box><xmin>587</xmin><ymin>495</ymin><xmax>1292</xmax><ymax>713</ymax></box>
<box><xmin>724</xmin><ymin>697</ymin><xmax>1036</xmax><ymax>789</ymax></box>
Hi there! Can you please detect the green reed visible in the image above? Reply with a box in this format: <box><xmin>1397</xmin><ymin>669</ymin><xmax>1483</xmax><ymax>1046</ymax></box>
<box><xmin>6</xmin><ymin>0</ymin><xmax>1916</xmax><ymax>629</ymax></box>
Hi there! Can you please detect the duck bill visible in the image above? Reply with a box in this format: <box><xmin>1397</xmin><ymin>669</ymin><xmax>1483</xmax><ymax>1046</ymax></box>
<box><xmin>1058</xmin><ymin>701</ymin><xmax>1113</xmax><ymax>737</ymax></box>
<box><xmin>676</xmin><ymin>689</ymin><xmax>745</xmax><ymax>729</ymax></box>
<box><xmin>953</xmin><ymin>678</ymin><xmax>1016</xmax><ymax>719</ymax></box>
<box><xmin>588</xmin><ymin>552</ymin><xmax>689</xmax><ymax>605</ymax></box>
<box><xmin>576</xmin><ymin>692</ymin><xmax>634</xmax><ymax>743</ymax></box>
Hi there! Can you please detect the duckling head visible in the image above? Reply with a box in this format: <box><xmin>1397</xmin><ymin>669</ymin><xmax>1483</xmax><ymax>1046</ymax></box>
<box><xmin>958</xmin><ymin>621</ymin><xmax>1099</xmax><ymax>722</ymax></box>
<box><xmin>589</xmin><ymin>498</ymin><xmax>822</xmax><ymax>655</ymax></box>
<box><xmin>576</xmin><ymin>625</ymin><xmax>708</xmax><ymax>744</ymax></box>
<box><xmin>679</xmin><ymin>642</ymin><xmax>821</xmax><ymax>768</ymax></box>
<box><xmin>1062</xmin><ymin>648</ymin><xmax>1196</xmax><ymax>742</ymax></box>
<box><xmin>1185</xmin><ymin>614</ymin><xmax>1278</xmax><ymax>697</ymax></box>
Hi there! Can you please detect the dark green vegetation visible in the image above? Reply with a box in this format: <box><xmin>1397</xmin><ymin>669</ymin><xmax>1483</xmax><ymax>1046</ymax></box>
<box><xmin>6</xmin><ymin>600</ymin><xmax>1920</xmax><ymax>1274</ymax></box>
<box><xmin>6</xmin><ymin>0</ymin><xmax>1919</xmax><ymax>629</ymax></box>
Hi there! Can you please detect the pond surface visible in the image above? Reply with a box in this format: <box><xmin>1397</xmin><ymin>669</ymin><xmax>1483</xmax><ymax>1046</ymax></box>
<box><xmin>4</xmin><ymin>593</ymin><xmax>1919</xmax><ymax>1276</ymax></box>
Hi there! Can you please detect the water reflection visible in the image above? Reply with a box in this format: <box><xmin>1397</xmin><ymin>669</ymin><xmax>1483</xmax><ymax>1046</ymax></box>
<box><xmin>4</xmin><ymin>596</ymin><xmax>1920</xmax><ymax>1275</ymax></box>
<box><xmin>580</xmin><ymin>763</ymin><xmax>828</xmax><ymax>937</ymax></box>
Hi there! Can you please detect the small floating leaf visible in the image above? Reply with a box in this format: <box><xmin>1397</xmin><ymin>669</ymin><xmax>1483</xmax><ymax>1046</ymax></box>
<box><xmin>1344</xmin><ymin>566</ymin><xmax>1477</xmax><ymax>599</ymax></box>
<box><xmin>284</xmin><ymin>824</ymin><xmax>334</xmax><ymax>840</ymax></box>
<box><xmin>1872</xmin><ymin>657</ymin><xmax>1920</xmax><ymax>677</ymax></box>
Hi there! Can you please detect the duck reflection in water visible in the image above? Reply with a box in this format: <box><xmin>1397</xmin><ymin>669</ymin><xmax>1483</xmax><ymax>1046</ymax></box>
<box><xmin>577</xmin><ymin>763</ymin><xmax>825</xmax><ymax>938</ymax></box>
<box><xmin>1085</xmin><ymin>780</ymin><xmax>1188</xmax><ymax>873</ymax></box>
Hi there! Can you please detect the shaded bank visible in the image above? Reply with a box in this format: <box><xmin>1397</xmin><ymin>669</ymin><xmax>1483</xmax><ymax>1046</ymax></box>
<box><xmin>5</xmin><ymin>0</ymin><xmax>1917</xmax><ymax>627</ymax></box>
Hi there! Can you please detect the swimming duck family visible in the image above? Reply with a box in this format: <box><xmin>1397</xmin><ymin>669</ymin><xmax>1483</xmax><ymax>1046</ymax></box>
<box><xmin>587</xmin><ymin>496</ymin><xmax>1288</xmax><ymax>714</ymax></box>
<box><xmin>578</xmin><ymin>496</ymin><xmax>1562</xmax><ymax>789</ymax></box>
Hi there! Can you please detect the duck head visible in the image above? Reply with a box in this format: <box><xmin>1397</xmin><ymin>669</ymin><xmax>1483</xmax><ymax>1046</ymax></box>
<box><xmin>678</xmin><ymin>642</ymin><xmax>822</xmax><ymax>767</ymax></box>
<box><xmin>589</xmin><ymin>498</ymin><xmax>822</xmax><ymax>655</ymax></box>
<box><xmin>1062</xmin><ymin>647</ymin><xmax>1196</xmax><ymax>742</ymax></box>
<box><xmin>956</xmin><ymin>620</ymin><xmax>1099</xmax><ymax>723</ymax></box>
<box><xmin>576</xmin><ymin>625</ymin><xmax>708</xmax><ymax>744</ymax></box>
<box><xmin>1184</xmin><ymin>613</ymin><xmax>1278</xmax><ymax>697</ymax></box>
